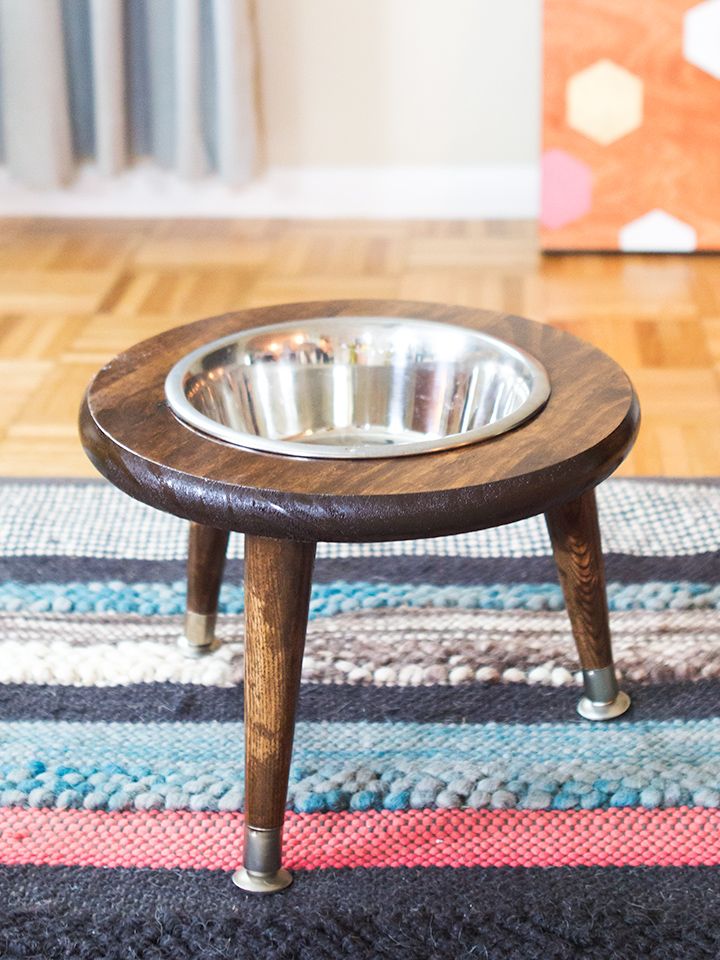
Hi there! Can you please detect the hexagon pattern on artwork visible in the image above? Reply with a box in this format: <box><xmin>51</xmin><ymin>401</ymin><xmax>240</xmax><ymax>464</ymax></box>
<box><xmin>684</xmin><ymin>0</ymin><xmax>720</xmax><ymax>79</ymax></box>
<box><xmin>540</xmin><ymin>150</ymin><xmax>592</xmax><ymax>230</ymax></box>
<box><xmin>566</xmin><ymin>59</ymin><xmax>644</xmax><ymax>145</ymax></box>
<box><xmin>618</xmin><ymin>209</ymin><xmax>697</xmax><ymax>252</ymax></box>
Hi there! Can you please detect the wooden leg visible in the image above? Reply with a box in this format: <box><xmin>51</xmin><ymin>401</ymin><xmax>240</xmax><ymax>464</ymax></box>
<box><xmin>232</xmin><ymin>535</ymin><xmax>316</xmax><ymax>893</ymax></box>
<box><xmin>545</xmin><ymin>488</ymin><xmax>630</xmax><ymax>721</ymax></box>
<box><xmin>181</xmin><ymin>522</ymin><xmax>229</xmax><ymax>656</ymax></box>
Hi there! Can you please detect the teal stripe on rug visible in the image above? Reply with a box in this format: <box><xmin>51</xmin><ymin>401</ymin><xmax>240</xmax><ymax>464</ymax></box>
<box><xmin>1</xmin><ymin>718</ymin><xmax>720</xmax><ymax>814</ymax></box>
<box><xmin>1</xmin><ymin>579</ymin><xmax>718</xmax><ymax>614</ymax></box>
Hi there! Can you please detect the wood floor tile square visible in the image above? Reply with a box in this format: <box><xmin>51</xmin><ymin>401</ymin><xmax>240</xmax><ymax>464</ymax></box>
<box><xmin>0</xmin><ymin>271</ymin><xmax>119</xmax><ymax>313</ymax></box>
<box><xmin>0</xmin><ymin>218</ymin><xmax>716</xmax><ymax>477</ymax></box>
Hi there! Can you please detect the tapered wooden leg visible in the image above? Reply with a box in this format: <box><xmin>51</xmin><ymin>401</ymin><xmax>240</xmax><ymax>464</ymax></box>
<box><xmin>180</xmin><ymin>522</ymin><xmax>229</xmax><ymax>656</ymax></box>
<box><xmin>545</xmin><ymin>488</ymin><xmax>630</xmax><ymax>721</ymax></box>
<box><xmin>232</xmin><ymin>535</ymin><xmax>316</xmax><ymax>893</ymax></box>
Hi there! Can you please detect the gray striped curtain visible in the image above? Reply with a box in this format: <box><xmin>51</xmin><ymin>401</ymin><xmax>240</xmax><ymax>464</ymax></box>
<box><xmin>0</xmin><ymin>0</ymin><xmax>257</xmax><ymax>188</ymax></box>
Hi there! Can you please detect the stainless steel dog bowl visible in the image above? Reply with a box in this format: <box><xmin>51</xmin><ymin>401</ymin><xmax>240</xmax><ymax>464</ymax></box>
<box><xmin>164</xmin><ymin>317</ymin><xmax>551</xmax><ymax>459</ymax></box>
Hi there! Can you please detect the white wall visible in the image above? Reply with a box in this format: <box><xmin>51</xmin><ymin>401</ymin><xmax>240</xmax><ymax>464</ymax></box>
<box><xmin>0</xmin><ymin>0</ymin><xmax>543</xmax><ymax>217</ymax></box>
<box><xmin>255</xmin><ymin>0</ymin><xmax>542</xmax><ymax>168</ymax></box>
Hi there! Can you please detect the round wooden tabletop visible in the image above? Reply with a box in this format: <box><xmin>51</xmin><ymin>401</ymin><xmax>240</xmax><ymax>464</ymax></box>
<box><xmin>80</xmin><ymin>300</ymin><xmax>640</xmax><ymax>542</ymax></box>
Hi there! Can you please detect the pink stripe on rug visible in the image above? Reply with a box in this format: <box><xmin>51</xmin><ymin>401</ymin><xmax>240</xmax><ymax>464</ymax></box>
<box><xmin>1</xmin><ymin>807</ymin><xmax>718</xmax><ymax>871</ymax></box>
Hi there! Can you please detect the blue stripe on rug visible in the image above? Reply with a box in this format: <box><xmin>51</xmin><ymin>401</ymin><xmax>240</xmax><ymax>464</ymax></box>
<box><xmin>1</xmin><ymin>717</ymin><xmax>720</xmax><ymax>813</ymax></box>
<box><xmin>1</xmin><ymin>579</ymin><xmax>718</xmax><ymax>614</ymax></box>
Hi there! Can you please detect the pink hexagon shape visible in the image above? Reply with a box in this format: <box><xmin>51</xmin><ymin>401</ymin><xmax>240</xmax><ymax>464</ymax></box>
<box><xmin>541</xmin><ymin>150</ymin><xmax>592</xmax><ymax>230</ymax></box>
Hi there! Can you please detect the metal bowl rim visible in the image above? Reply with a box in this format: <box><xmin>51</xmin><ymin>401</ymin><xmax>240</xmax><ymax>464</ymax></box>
<box><xmin>164</xmin><ymin>316</ymin><xmax>551</xmax><ymax>459</ymax></box>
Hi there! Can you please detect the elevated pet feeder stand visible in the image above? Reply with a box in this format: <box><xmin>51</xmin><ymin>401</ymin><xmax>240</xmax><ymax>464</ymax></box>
<box><xmin>80</xmin><ymin>299</ymin><xmax>640</xmax><ymax>893</ymax></box>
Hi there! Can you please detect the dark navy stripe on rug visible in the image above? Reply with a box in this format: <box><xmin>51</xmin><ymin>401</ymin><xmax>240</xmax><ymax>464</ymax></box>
<box><xmin>0</xmin><ymin>863</ymin><xmax>718</xmax><ymax>959</ymax></box>
<box><xmin>2</xmin><ymin>678</ymin><xmax>720</xmax><ymax>725</ymax></box>
<box><xmin>3</xmin><ymin>551</ymin><xmax>719</xmax><ymax>585</ymax></box>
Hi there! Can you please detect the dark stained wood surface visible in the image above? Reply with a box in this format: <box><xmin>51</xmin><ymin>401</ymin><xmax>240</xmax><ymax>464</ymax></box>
<box><xmin>545</xmin><ymin>488</ymin><xmax>614</xmax><ymax>671</ymax></box>
<box><xmin>80</xmin><ymin>300</ymin><xmax>640</xmax><ymax>541</ymax></box>
<box><xmin>243</xmin><ymin>535</ymin><xmax>316</xmax><ymax>831</ymax></box>
<box><xmin>186</xmin><ymin>523</ymin><xmax>229</xmax><ymax>616</ymax></box>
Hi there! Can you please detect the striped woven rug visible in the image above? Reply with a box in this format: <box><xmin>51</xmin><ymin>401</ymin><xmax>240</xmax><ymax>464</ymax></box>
<box><xmin>1</xmin><ymin>477</ymin><xmax>719</xmax><ymax>958</ymax></box>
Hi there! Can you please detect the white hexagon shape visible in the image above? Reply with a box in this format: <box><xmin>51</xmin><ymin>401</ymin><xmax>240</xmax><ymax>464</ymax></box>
<box><xmin>566</xmin><ymin>59</ymin><xmax>644</xmax><ymax>145</ymax></box>
<box><xmin>619</xmin><ymin>210</ymin><xmax>697</xmax><ymax>252</ymax></box>
<box><xmin>684</xmin><ymin>0</ymin><xmax>720</xmax><ymax>79</ymax></box>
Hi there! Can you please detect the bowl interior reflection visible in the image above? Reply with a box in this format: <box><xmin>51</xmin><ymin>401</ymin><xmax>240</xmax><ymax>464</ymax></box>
<box><xmin>164</xmin><ymin>317</ymin><xmax>550</xmax><ymax>459</ymax></box>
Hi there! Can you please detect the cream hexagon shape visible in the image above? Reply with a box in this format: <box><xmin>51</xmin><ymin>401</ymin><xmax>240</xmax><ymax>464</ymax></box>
<box><xmin>684</xmin><ymin>0</ymin><xmax>720</xmax><ymax>80</ymax></box>
<box><xmin>618</xmin><ymin>210</ymin><xmax>697</xmax><ymax>252</ymax></box>
<box><xmin>566</xmin><ymin>59</ymin><xmax>644</xmax><ymax>145</ymax></box>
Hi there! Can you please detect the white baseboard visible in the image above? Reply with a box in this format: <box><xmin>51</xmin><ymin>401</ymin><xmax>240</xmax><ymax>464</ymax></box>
<box><xmin>0</xmin><ymin>162</ymin><xmax>540</xmax><ymax>219</ymax></box>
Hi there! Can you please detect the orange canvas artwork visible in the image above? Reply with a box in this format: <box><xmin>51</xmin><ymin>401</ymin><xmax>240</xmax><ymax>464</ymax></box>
<box><xmin>541</xmin><ymin>0</ymin><xmax>720</xmax><ymax>251</ymax></box>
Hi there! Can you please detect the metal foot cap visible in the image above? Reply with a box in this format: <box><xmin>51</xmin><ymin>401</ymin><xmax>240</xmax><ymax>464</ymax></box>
<box><xmin>577</xmin><ymin>690</ymin><xmax>631</xmax><ymax>721</ymax></box>
<box><xmin>179</xmin><ymin>611</ymin><xmax>220</xmax><ymax>657</ymax></box>
<box><xmin>232</xmin><ymin>867</ymin><xmax>293</xmax><ymax>893</ymax></box>
<box><xmin>177</xmin><ymin>634</ymin><xmax>221</xmax><ymax>658</ymax></box>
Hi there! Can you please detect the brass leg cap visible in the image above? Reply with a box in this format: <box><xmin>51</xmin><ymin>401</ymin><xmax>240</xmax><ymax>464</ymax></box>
<box><xmin>232</xmin><ymin>867</ymin><xmax>293</xmax><ymax>894</ymax></box>
<box><xmin>577</xmin><ymin>690</ymin><xmax>631</xmax><ymax>721</ymax></box>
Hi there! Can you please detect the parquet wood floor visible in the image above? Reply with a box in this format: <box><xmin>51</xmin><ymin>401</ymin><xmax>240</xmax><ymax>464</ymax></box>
<box><xmin>1</xmin><ymin>218</ymin><xmax>718</xmax><ymax>477</ymax></box>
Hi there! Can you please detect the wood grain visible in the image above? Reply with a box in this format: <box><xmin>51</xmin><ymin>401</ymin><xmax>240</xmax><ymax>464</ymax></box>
<box><xmin>186</xmin><ymin>523</ymin><xmax>229</xmax><ymax>616</ymax></box>
<box><xmin>545</xmin><ymin>488</ymin><xmax>613</xmax><ymax>671</ymax></box>
<box><xmin>243</xmin><ymin>535</ymin><xmax>316</xmax><ymax>831</ymax></box>
<box><xmin>79</xmin><ymin>300</ymin><xmax>640</xmax><ymax>542</ymax></box>
<box><xmin>1</xmin><ymin>218</ymin><xmax>719</xmax><ymax>477</ymax></box>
